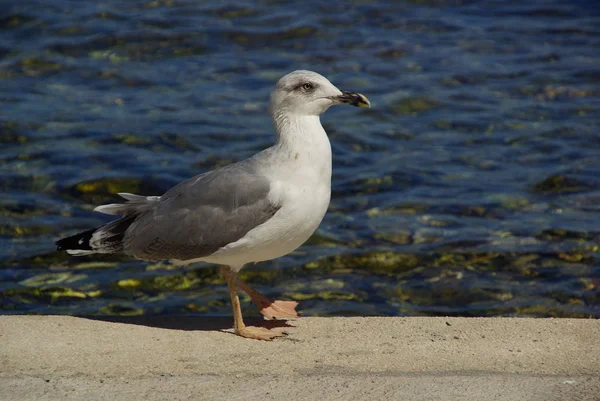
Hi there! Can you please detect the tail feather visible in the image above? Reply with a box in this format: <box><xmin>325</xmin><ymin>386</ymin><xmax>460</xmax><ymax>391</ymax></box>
<box><xmin>94</xmin><ymin>203</ymin><xmax>131</xmax><ymax>216</ymax></box>
<box><xmin>95</xmin><ymin>193</ymin><xmax>159</xmax><ymax>216</ymax></box>
<box><xmin>56</xmin><ymin>192</ymin><xmax>160</xmax><ymax>256</ymax></box>
<box><xmin>57</xmin><ymin>192</ymin><xmax>157</xmax><ymax>256</ymax></box>
<box><xmin>56</xmin><ymin>213</ymin><xmax>138</xmax><ymax>256</ymax></box>
<box><xmin>118</xmin><ymin>193</ymin><xmax>159</xmax><ymax>202</ymax></box>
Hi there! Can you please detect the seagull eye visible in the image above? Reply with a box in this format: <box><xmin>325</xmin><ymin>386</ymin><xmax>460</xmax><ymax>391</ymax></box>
<box><xmin>301</xmin><ymin>82</ymin><xmax>314</xmax><ymax>91</ymax></box>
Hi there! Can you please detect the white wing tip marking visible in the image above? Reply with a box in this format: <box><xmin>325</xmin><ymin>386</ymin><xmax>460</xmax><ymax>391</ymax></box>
<box><xmin>66</xmin><ymin>249</ymin><xmax>94</xmax><ymax>256</ymax></box>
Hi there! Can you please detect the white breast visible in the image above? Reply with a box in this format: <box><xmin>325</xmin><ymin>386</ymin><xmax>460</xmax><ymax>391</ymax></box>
<box><xmin>201</xmin><ymin>163</ymin><xmax>331</xmax><ymax>269</ymax></box>
<box><xmin>199</xmin><ymin>114</ymin><xmax>333</xmax><ymax>270</ymax></box>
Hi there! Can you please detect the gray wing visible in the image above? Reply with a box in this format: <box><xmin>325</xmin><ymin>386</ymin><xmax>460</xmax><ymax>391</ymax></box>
<box><xmin>122</xmin><ymin>161</ymin><xmax>280</xmax><ymax>261</ymax></box>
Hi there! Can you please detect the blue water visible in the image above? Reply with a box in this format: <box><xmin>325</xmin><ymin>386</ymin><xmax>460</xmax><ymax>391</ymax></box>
<box><xmin>1</xmin><ymin>0</ymin><xmax>599</xmax><ymax>318</ymax></box>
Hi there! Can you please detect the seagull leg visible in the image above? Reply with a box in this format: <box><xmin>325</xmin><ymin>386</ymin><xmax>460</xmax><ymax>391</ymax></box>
<box><xmin>220</xmin><ymin>266</ymin><xmax>299</xmax><ymax>320</ymax></box>
<box><xmin>224</xmin><ymin>266</ymin><xmax>285</xmax><ymax>341</ymax></box>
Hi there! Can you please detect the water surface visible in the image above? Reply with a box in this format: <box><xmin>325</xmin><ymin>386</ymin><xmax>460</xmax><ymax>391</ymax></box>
<box><xmin>1</xmin><ymin>0</ymin><xmax>599</xmax><ymax>318</ymax></box>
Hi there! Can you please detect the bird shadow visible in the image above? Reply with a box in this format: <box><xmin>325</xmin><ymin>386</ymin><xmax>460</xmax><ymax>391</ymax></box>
<box><xmin>80</xmin><ymin>315</ymin><xmax>295</xmax><ymax>332</ymax></box>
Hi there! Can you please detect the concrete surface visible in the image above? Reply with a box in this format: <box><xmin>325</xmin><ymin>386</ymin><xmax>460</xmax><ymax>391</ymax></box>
<box><xmin>1</xmin><ymin>316</ymin><xmax>599</xmax><ymax>401</ymax></box>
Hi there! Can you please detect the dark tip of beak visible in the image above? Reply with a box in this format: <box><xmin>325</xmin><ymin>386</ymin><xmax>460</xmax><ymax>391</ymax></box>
<box><xmin>333</xmin><ymin>91</ymin><xmax>371</xmax><ymax>108</ymax></box>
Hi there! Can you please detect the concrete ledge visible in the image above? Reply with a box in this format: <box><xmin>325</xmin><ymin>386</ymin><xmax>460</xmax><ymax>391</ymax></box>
<box><xmin>1</xmin><ymin>316</ymin><xmax>599</xmax><ymax>400</ymax></box>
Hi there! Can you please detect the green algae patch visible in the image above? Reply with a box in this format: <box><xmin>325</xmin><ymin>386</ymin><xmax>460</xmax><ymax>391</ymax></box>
<box><xmin>45</xmin><ymin>288</ymin><xmax>91</xmax><ymax>301</ymax></box>
<box><xmin>533</xmin><ymin>175</ymin><xmax>594</xmax><ymax>194</ymax></box>
<box><xmin>151</xmin><ymin>274</ymin><xmax>202</xmax><ymax>291</ymax></box>
<box><xmin>20</xmin><ymin>272</ymin><xmax>88</xmax><ymax>287</ymax></box>
<box><xmin>113</xmin><ymin>133</ymin><xmax>152</xmax><ymax>146</ymax></box>
<box><xmin>286</xmin><ymin>291</ymin><xmax>362</xmax><ymax>302</ymax></box>
<box><xmin>72</xmin><ymin>261</ymin><xmax>119</xmax><ymax>270</ymax></box>
<box><xmin>305</xmin><ymin>251</ymin><xmax>421</xmax><ymax>275</ymax></box>
<box><xmin>213</xmin><ymin>7</ymin><xmax>258</xmax><ymax>19</ymax></box>
<box><xmin>110</xmin><ymin>273</ymin><xmax>207</xmax><ymax>294</ymax></box>
<box><xmin>0</xmin><ymin>120</ymin><xmax>29</xmax><ymax>143</ymax></box>
<box><xmin>2</xmin><ymin>248</ymin><xmax>597</xmax><ymax>318</ymax></box>
<box><xmin>514</xmin><ymin>304</ymin><xmax>589</xmax><ymax>318</ymax></box>
<box><xmin>185</xmin><ymin>303</ymin><xmax>209</xmax><ymax>312</ymax></box>
<box><xmin>68</xmin><ymin>177</ymin><xmax>165</xmax><ymax>204</ymax></box>
<box><xmin>20</xmin><ymin>57</ymin><xmax>64</xmax><ymax>77</ymax></box>
<box><xmin>367</xmin><ymin>203</ymin><xmax>429</xmax><ymax>216</ymax></box>
<box><xmin>0</xmin><ymin>13</ymin><xmax>36</xmax><ymax>29</ymax></box>
<box><xmin>374</xmin><ymin>232</ymin><xmax>412</xmax><ymax>245</ymax></box>
<box><xmin>0</xmin><ymin>202</ymin><xmax>48</xmax><ymax>219</ymax></box>
<box><xmin>75</xmin><ymin>178</ymin><xmax>142</xmax><ymax>196</ymax></box>
<box><xmin>0</xmin><ymin>224</ymin><xmax>52</xmax><ymax>237</ymax></box>
<box><xmin>238</xmin><ymin>269</ymin><xmax>282</xmax><ymax>286</ymax></box>
<box><xmin>536</xmin><ymin>229</ymin><xmax>596</xmax><ymax>242</ymax></box>
<box><xmin>1</xmin><ymin>287</ymin><xmax>102</xmax><ymax>306</ymax></box>
<box><xmin>389</xmin><ymin>96</ymin><xmax>441</xmax><ymax>115</ymax></box>
<box><xmin>117</xmin><ymin>279</ymin><xmax>142</xmax><ymax>289</ymax></box>
<box><xmin>108</xmin><ymin>132</ymin><xmax>197</xmax><ymax>151</ymax></box>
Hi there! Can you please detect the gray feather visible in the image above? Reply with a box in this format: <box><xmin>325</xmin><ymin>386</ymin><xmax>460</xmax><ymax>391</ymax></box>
<box><xmin>120</xmin><ymin>160</ymin><xmax>279</xmax><ymax>261</ymax></box>
<box><xmin>94</xmin><ymin>193</ymin><xmax>159</xmax><ymax>215</ymax></box>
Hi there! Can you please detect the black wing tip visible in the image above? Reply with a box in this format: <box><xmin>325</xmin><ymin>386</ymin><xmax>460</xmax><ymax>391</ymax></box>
<box><xmin>55</xmin><ymin>228</ymin><xmax>96</xmax><ymax>252</ymax></box>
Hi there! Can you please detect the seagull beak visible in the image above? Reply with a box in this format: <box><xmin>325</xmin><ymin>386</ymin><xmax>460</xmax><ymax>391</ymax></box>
<box><xmin>329</xmin><ymin>91</ymin><xmax>371</xmax><ymax>108</ymax></box>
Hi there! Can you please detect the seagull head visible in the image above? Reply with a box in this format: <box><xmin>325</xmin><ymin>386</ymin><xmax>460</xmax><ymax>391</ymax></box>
<box><xmin>270</xmin><ymin>70</ymin><xmax>370</xmax><ymax>117</ymax></box>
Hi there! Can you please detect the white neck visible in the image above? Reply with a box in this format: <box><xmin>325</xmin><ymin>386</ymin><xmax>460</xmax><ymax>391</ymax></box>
<box><xmin>273</xmin><ymin>111</ymin><xmax>331</xmax><ymax>152</ymax></box>
<box><xmin>269</xmin><ymin>111</ymin><xmax>332</xmax><ymax>181</ymax></box>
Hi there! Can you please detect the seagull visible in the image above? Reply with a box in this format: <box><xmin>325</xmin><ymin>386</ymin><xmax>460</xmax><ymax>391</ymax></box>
<box><xmin>56</xmin><ymin>70</ymin><xmax>370</xmax><ymax>340</ymax></box>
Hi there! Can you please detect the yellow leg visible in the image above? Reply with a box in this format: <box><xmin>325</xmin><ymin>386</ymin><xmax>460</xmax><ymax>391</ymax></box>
<box><xmin>220</xmin><ymin>266</ymin><xmax>299</xmax><ymax>319</ymax></box>
<box><xmin>223</xmin><ymin>266</ymin><xmax>285</xmax><ymax>341</ymax></box>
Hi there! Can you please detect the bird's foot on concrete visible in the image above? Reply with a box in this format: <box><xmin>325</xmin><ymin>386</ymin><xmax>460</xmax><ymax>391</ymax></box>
<box><xmin>258</xmin><ymin>300</ymin><xmax>299</xmax><ymax>320</ymax></box>
<box><xmin>236</xmin><ymin>325</ymin><xmax>286</xmax><ymax>341</ymax></box>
